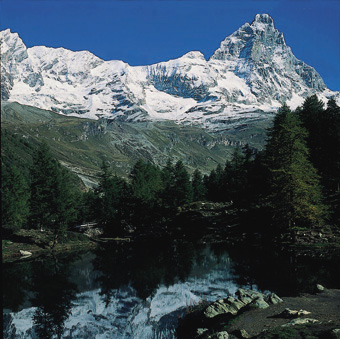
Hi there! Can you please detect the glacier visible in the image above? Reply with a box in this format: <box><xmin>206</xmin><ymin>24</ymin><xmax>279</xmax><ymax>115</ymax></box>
<box><xmin>1</xmin><ymin>13</ymin><xmax>339</xmax><ymax>130</ymax></box>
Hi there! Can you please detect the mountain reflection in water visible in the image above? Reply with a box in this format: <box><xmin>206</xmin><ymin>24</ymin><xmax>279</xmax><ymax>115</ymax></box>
<box><xmin>3</xmin><ymin>240</ymin><xmax>340</xmax><ymax>338</ymax></box>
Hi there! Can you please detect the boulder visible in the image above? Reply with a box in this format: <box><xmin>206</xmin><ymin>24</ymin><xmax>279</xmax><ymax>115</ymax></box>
<box><xmin>197</xmin><ymin>328</ymin><xmax>209</xmax><ymax>336</ymax></box>
<box><xmin>279</xmin><ymin>308</ymin><xmax>311</xmax><ymax>318</ymax></box>
<box><xmin>246</xmin><ymin>297</ymin><xmax>270</xmax><ymax>310</ymax></box>
<box><xmin>19</xmin><ymin>250</ymin><xmax>32</xmax><ymax>256</ymax></box>
<box><xmin>316</xmin><ymin>284</ymin><xmax>325</xmax><ymax>292</ymax></box>
<box><xmin>268</xmin><ymin>293</ymin><xmax>283</xmax><ymax>305</ymax></box>
<box><xmin>236</xmin><ymin>288</ymin><xmax>264</xmax><ymax>300</ymax></box>
<box><xmin>225</xmin><ymin>296</ymin><xmax>247</xmax><ymax>312</ymax></box>
<box><xmin>208</xmin><ymin>331</ymin><xmax>229</xmax><ymax>339</ymax></box>
<box><xmin>331</xmin><ymin>329</ymin><xmax>340</xmax><ymax>339</ymax></box>
<box><xmin>282</xmin><ymin>318</ymin><xmax>319</xmax><ymax>327</ymax></box>
<box><xmin>204</xmin><ymin>298</ymin><xmax>241</xmax><ymax>318</ymax></box>
<box><xmin>232</xmin><ymin>329</ymin><xmax>250</xmax><ymax>338</ymax></box>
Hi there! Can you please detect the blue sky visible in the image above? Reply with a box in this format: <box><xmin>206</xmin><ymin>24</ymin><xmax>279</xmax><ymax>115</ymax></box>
<box><xmin>1</xmin><ymin>0</ymin><xmax>339</xmax><ymax>91</ymax></box>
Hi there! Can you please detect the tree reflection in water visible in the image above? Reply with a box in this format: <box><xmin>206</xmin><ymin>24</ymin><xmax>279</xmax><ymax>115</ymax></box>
<box><xmin>3</xmin><ymin>240</ymin><xmax>340</xmax><ymax>338</ymax></box>
<box><xmin>30</xmin><ymin>255</ymin><xmax>78</xmax><ymax>339</ymax></box>
<box><xmin>210</xmin><ymin>242</ymin><xmax>340</xmax><ymax>296</ymax></box>
<box><xmin>3</xmin><ymin>261</ymin><xmax>32</xmax><ymax>312</ymax></box>
<box><xmin>92</xmin><ymin>239</ymin><xmax>201</xmax><ymax>305</ymax></box>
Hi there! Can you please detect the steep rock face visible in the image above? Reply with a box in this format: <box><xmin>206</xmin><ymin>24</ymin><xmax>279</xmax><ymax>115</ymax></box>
<box><xmin>210</xmin><ymin>14</ymin><xmax>326</xmax><ymax>103</ymax></box>
<box><xmin>1</xmin><ymin>14</ymin><xmax>339</xmax><ymax>130</ymax></box>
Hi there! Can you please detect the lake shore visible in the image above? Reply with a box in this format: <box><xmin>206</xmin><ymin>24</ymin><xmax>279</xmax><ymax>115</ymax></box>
<box><xmin>177</xmin><ymin>287</ymin><xmax>340</xmax><ymax>339</ymax></box>
<box><xmin>3</xmin><ymin>210</ymin><xmax>340</xmax><ymax>263</ymax></box>
<box><xmin>2</xmin><ymin>229</ymin><xmax>98</xmax><ymax>263</ymax></box>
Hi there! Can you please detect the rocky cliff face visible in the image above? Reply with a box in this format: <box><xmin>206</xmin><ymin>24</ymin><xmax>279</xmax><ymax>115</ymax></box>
<box><xmin>1</xmin><ymin>14</ymin><xmax>339</xmax><ymax>130</ymax></box>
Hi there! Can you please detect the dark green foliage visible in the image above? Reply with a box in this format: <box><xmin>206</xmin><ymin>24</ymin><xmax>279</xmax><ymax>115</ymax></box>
<box><xmin>1</xmin><ymin>164</ymin><xmax>30</xmax><ymax>232</ymax></box>
<box><xmin>298</xmin><ymin>95</ymin><xmax>325</xmax><ymax>168</ymax></box>
<box><xmin>191</xmin><ymin>169</ymin><xmax>206</xmax><ymax>201</ymax></box>
<box><xmin>96</xmin><ymin>161</ymin><xmax>131</xmax><ymax>235</ymax></box>
<box><xmin>2</xmin><ymin>95</ymin><xmax>337</xmax><ymax>239</ymax></box>
<box><xmin>202</xmin><ymin>97</ymin><xmax>336</xmax><ymax>232</ymax></box>
<box><xmin>265</xmin><ymin>104</ymin><xmax>326</xmax><ymax>229</ymax></box>
<box><xmin>173</xmin><ymin>160</ymin><xmax>193</xmax><ymax>206</ymax></box>
<box><xmin>205</xmin><ymin>146</ymin><xmax>252</xmax><ymax>205</ymax></box>
<box><xmin>223</xmin><ymin>147</ymin><xmax>247</xmax><ymax>205</ymax></box>
<box><xmin>31</xmin><ymin>258</ymin><xmax>77</xmax><ymax>339</ymax></box>
<box><xmin>160</xmin><ymin>159</ymin><xmax>177</xmax><ymax>209</ymax></box>
<box><xmin>298</xmin><ymin>96</ymin><xmax>340</xmax><ymax>225</ymax></box>
<box><xmin>160</xmin><ymin>159</ymin><xmax>193</xmax><ymax>209</ymax></box>
<box><xmin>130</xmin><ymin>159</ymin><xmax>163</xmax><ymax>206</ymax></box>
<box><xmin>92</xmin><ymin>159</ymin><xmax>195</xmax><ymax>234</ymax></box>
<box><xmin>78</xmin><ymin>189</ymin><xmax>100</xmax><ymax>223</ymax></box>
<box><xmin>1</xmin><ymin>130</ymin><xmax>35</xmax><ymax>182</ymax></box>
<box><xmin>204</xmin><ymin>164</ymin><xmax>225</xmax><ymax>202</ymax></box>
<box><xmin>29</xmin><ymin>143</ymin><xmax>78</xmax><ymax>242</ymax></box>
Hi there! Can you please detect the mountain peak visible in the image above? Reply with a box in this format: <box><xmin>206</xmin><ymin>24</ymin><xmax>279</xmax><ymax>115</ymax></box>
<box><xmin>1</xmin><ymin>22</ymin><xmax>337</xmax><ymax>125</ymax></box>
<box><xmin>180</xmin><ymin>51</ymin><xmax>206</xmax><ymax>60</ymax></box>
<box><xmin>210</xmin><ymin>13</ymin><xmax>284</xmax><ymax>61</ymax></box>
<box><xmin>250</xmin><ymin>14</ymin><xmax>276</xmax><ymax>33</ymax></box>
<box><xmin>253</xmin><ymin>14</ymin><xmax>274</xmax><ymax>25</ymax></box>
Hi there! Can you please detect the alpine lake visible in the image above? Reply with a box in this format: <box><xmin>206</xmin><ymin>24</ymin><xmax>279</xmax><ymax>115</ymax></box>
<box><xmin>3</xmin><ymin>238</ymin><xmax>340</xmax><ymax>338</ymax></box>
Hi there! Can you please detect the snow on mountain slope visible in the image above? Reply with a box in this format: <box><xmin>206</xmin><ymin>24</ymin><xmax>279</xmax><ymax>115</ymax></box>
<box><xmin>1</xmin><ymin>14</ymin><xmax>339</xmax><ymax>129</ymax></box>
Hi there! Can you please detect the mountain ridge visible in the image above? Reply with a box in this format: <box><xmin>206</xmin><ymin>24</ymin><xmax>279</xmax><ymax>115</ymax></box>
<box><xmin>1</xmin><ymin>14</ymin><xmax>339</xmax><ymax>130</ymax></box>
<box><xmin>2</xmin><ymin>101</ymin><xmax>273</xmax><ymax>186</ymax></box>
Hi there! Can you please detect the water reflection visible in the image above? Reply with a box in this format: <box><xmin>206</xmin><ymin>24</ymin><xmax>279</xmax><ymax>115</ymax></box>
<box><xmin>210</xmin><ymin>242</ymin><xmax>340</xmax><ymax>296</ymax></box>
<box><xmin>3</xmin><ymin>241</ymin><xmax>340</xmax><ymax>338</ymax></box>
<box><xmin>93</xmin><ymin>240</ymin><xmax>199</xmax><ymax>303</ymax></box>
<box><xmin>30</xmin><ymin>255</ymin><xmax>77</xmax><ymax>338</ymax></box>
<box><xmin>3</xmin><ymin>261</ymin><xmax>32</xmax><ymax>313</ymax></box>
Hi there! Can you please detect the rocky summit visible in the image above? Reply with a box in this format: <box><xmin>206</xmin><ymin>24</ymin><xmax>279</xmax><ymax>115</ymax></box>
<box><xmin>1</xmin><ymin>14</ymin><xmax>339</xmax><ymax>130</ymax></box>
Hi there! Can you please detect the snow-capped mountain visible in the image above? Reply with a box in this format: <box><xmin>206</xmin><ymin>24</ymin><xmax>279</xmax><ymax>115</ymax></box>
<box><xmin>1</xmin><ymin>14</ymin><xmax>339</xmax><ymax>129</ymax></box>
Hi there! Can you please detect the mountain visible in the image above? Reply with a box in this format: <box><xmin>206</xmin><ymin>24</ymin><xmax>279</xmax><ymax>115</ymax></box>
<box><xmin>2</xmin><ymin>101</ymin><xmax>272</xmax><ymax>185</ymax></box>
<box><xmin>1</xmin><ymin>14</ymin><xmax>339</xmax><ymax>130</ymax></box>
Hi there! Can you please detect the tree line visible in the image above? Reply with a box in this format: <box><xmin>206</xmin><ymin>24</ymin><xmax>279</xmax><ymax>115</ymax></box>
<box><xmin>2</xmin><ymin>95</ymin><xmax>339</xmax><ymax>239</ymax></box>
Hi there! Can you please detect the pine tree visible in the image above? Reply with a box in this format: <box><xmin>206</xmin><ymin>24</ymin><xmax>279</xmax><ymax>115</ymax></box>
<box><xmin>160</xmin><ymin>160</ymin><xmax>192</xmax><ymax>208</ymax></box>
<box><xmin>130</xmin><ymin>159</ymin><xmax>163</xmax><ymax>206</ymax></box>
<box><xmin>298</xmin><ymin>95</ymin><xmax>325</xmax><ymax>169</ymax></box>
<box><xmin>205</xmin><ymin>164</ymin><xmax>225</xmax><ymax>202</ymax></box>
<box><xmin>322</xmin><ymin>99</ymin><xmax>340</xmax><ymax>224</ymax></box>
<box><xmin>173</xmin><ymin>160</ymin><xmax>193</xmax><ymax>206</ymax></box>
<box><xmin>265</xmin><ymin>104</ymin><xmax>326</xmax><ymax>229</ymax></box>
<box><xmin>29</xmin><ymin>143</ymin><xmax>77</xmax><ymax>244</ymax></box>
<box><xmin>160</xmin><ymin>159</ymin><xmax>176</xmax><ymax>209</ymax></box>
<box><xmin>223</xmin><ymin>147</ymin><xmax>246</xmax><ymax>204</ymax></box>
<box><xmin>96</xmin><ymin>161</ymin><xmax>130</xmax><ymax>235</ymax></box>
<box><xmin>191</xmin><ymin>169</ymin><xmax>206</xmax><ymax>201</ymax></box>
<box><xmin>1</xmin><ymin>164</ymin><xmax>30</xmax><ymax>232</ymax></box>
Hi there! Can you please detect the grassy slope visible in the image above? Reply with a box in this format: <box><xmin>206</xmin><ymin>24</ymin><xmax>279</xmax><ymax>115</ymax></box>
<box><xmin>1</xmin><ymin>101</ymin><xmax>273</xmax><ymax>186</ymax></box>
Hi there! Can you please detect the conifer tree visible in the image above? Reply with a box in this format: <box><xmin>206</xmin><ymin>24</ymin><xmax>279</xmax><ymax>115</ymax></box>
<box><xmin>130</xmin><ymin>159</ymin><xmax>163</xmax><ymax>206</ymax></box>
<box><xmin>205</xmin><ymin>164</ymin><xmax>225</xmax><ymax>202</ymax></box>
<box><xmin>97</xmin><ymin>161</ymin><xmax>130</xmax><ymax>235</ymax></box>
<box><xmin>223</xmin><ymin>147</ymin><xmax>246</xmax><ymax>204</ymax></box>
<box><xmin>160</xmin><ymin>159</ymin><xmax>176</xmax><ymax>209</ymax></box>
<box><xmin>1</xmin><ymin>164</ymin><xmax>30</xmax><ymax>232</ymax></box>
<box><xmin>191</xmin><ymin>169</ymin><xmax>206</xmax><ymax>201</ymax></box>
<box><xmin>173</xmin><ymin>160</ymin><xmax>193</xmax><ymax>206</ymax></box>
<box><xmin>29</xmin><ymin>143</ymin><xmax>76</xmax><ymax>244</ymax></box>
<box><xmin>161</xmin><ymin>160</ymin><xmax>192</xmax><ymax>208</ymax></box>
<box><xmin>265</xmin><ymin>104</ymin><xmax>326</xmax><ymax>229</ymax></box>
<box><xmin>204</xmin><ymin>169</ymin><xmax>218</xmax><ymax>201</ymax></box>
<box><xmin>298</xmin><ymin>95</ymin><xmax>325</xmax><ymax>170</ymax></box>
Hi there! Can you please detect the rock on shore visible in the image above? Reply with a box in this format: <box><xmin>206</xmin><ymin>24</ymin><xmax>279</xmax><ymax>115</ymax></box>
<box><xmin>176</xmin><ymin>287</ymin><xmax>340</xmax><ymax>339</ymax></box>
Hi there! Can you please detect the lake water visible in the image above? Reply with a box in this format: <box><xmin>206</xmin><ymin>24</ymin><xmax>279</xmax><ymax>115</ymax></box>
<box><xmin>3</xmin><ymin>240</ymin><xmax>340</xmax><ymax>338</ymax></box>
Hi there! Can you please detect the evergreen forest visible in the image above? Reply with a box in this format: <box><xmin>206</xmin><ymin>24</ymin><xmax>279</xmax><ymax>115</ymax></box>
<box><xmin>2</xmin><ymin>95</ymin><xmax>340</xmax><ymax>242</ymax></box>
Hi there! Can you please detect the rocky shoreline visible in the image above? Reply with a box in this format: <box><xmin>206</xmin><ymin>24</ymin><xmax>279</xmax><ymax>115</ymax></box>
<box><xmin>176</xmin><ymin>286</ymin><xmax>340</xmax><ymax>339</ymax></box>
